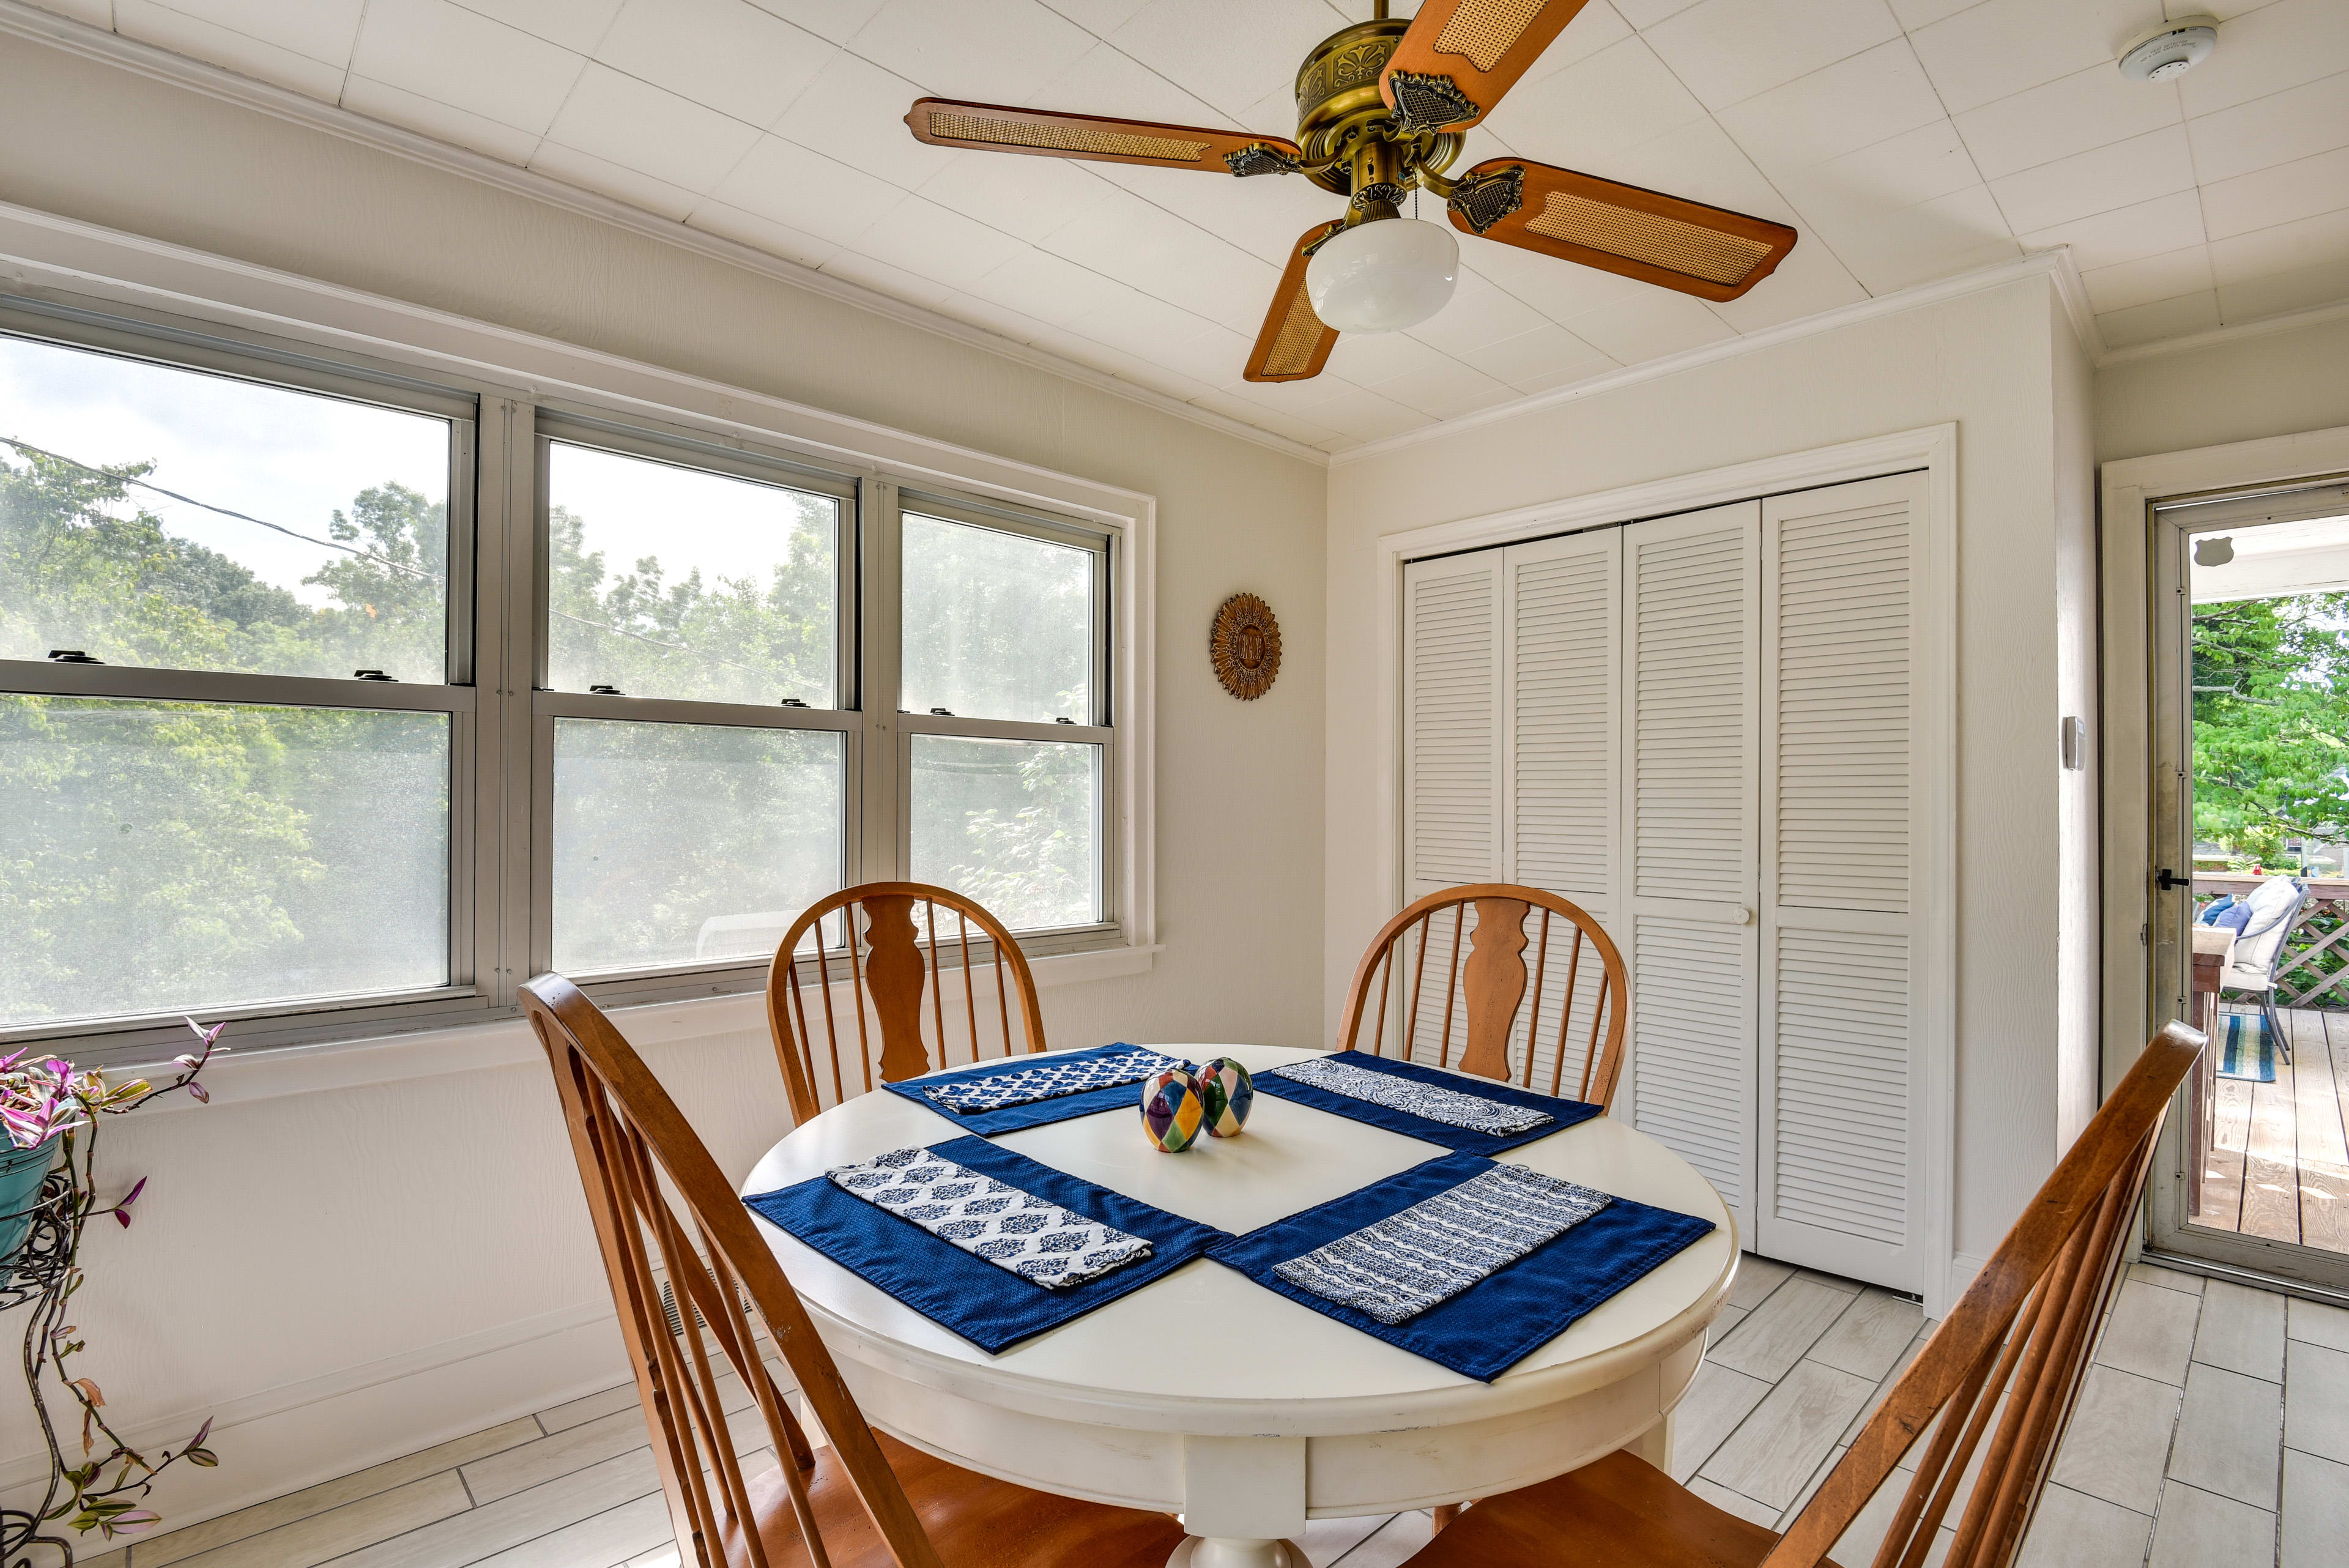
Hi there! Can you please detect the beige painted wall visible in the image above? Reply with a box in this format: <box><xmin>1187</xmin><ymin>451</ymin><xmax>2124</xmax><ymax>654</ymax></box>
<box><xmin>0</xmin><ymin>35</ymin><xmax>1327</xmax><ymax>1531</ymax></box>
<box><xmin>2096</xmin><ymin>314</ymin><xmax>2349</xmax><ymax>464</ymax></box>
<box><xmin>1325</xmin><ymin>277</ymin><xmax>2082</xmax><ymax>1288</ymax></box>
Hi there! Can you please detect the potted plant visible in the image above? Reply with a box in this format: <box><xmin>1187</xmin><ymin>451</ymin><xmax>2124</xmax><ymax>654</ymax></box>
<box><xmin>2</xmin><ymin>1019</ymin><xmax>225</xmax><ymax>1562</ymax></box>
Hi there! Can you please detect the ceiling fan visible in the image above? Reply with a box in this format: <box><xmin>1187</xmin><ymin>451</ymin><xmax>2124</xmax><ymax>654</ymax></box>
<box><xmin>905</xmin><ymin>1</ymin><xmax>1797</xmax><ymax>385</ymax></box>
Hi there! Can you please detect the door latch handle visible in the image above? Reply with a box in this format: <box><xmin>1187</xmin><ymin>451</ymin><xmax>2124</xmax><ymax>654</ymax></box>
<box><xmin>2156</xmin><ymin>868</ymin><xmax>2192</xmax><ymax>891</ymax></box>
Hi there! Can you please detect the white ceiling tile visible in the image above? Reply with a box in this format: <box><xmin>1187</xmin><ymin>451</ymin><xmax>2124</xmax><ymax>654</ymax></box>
<box><xmin>2206</xmin><ymin>203</ymin><xmax>2349</xmax><ymax>287</ymax></box>
<box><xmin>2201</xmin><ymin>144</ymin><xmax>2349</xmax><ymax>240</ymax></box>
<box><xmin>2217</xmin><ymin>250</ymin><xmax>2349</xmax><ymax>320</ymax></box>
<box><xmin>1037</xmin><ymin>186</ymin><xmax>1281</xmax><ymax>334</ymax></box>
<box><xmin>1296</xmin><ymin>381</ymin><xmax>1431</xmax><ymax>444</ymax></box>
<box><xmin>136</xmin><ymin>0</ymin><xmax>367</xmax><ymax>67</ymax></box>
<box><xmin>851</xmin><ymin>0</ymin><xmax>1096</xmax><ymax>103</ymax></box>
<box><xmin>917</xmin><ymin>154</ymin><xmax>1136</xmax><ymax>245</ymax></box>
<box><xmin>1614</xmin><ymin>0</ymin><xmax>1703</xmax><ymax>25</ymax></box>
<box><xmin>1485</xmin><ymin>35</ymin><xmax>1710</xmax><ymax>165</ymax></box>
<box><xmin>1708</xmin><ymin>234</ymin><xmax>1871</xmax><ymax>328</ymax></box>
<box><xmin>1368</xmin><ymin>360</ymin><xmax>1523</xmax><ymax>422</ymax></box>
<box><xmin>2016</xmin><ymin>188</ymin><xmax>2206</xmax><ymax>270</ymax></box>
<box><xmin>1592</xmin><ymin>116</ymin><xmax>1799</xmax><ymax>223</ymax></box>
<box><xmin>449</xmin><ymin>0</ymin><xmax>625</xmax><ymax>53</ymax></box>
<box><xmin>2079</xmin><ymin>242</ymin><xmax>2214</xmax><ymax>313</ymax></box>
<box><xmin>1037</xmin><ymin>0</ymin><xmax>1154</xmax><ymax>38</ymax></box>
<box><xmin>1059</xmin><ymin>286</ymin><xmax>1224</xmax><ymax>362</ymax></box>
<box><xmin>1562</xmin><ymin>288</ymin><xmax>1739</xmax><ymax>360</ymax></box>
<box><xmin>1987</xmin><ymin>123</ymin><xmax>2194</xmax><ymax>234</ymax></box>
<box><xmin>742</xmin><ymin>0</ymin><xmax>889</xmax><ymax>46</ymax></box>
<box><xmin>1325</xmin><ymin>329</ymin><xmax>1461</xmax><ymax>387</ymax></box>
<box><xmin>964</xmin><ymin>246</ymin><xmax>1133</xmax><ymax>325</ymax></box>
<box><xmin>1884</xmin><ymin>0</ymin><xmax>1978</xmax><ymax>26</ymax></box>
<box><xmin>527</xmin><ymin>139</ymin><xmax>701</xmax><ymax>219</ymax></box>
<box><xmin>1186</xmin><ymin>387</ymin><xmax>1349</xmax><ymax>450</ymax></box>
<box><xmin>1810</xmin><ymin>182</ymin><xmax>2020</xmax><ymax>291</ymax></box>
<box><xmin>1455</xmin><ymin>323</ymin><xmax>1616</xmax><ymax>390</ymax></box>
<box><xmin>707</xmin><ymin>138</ymin><xmax>910</xmax><ymax>246</ymax></box>
<box><xmin>1126</xmin><ymin>322</ymin><xmax>1256</xmax><ymax>388</ymax></box>
<box><xmin>1951</xmin><ymin>61</ymin><xmax>2183</xmax><ymax>182</ymax></box>
<box><xmin>1644</xmin><ymin>0</ymin><xmax>1903</xmax><ymax>111</ymax></box>
<box><xmin>1715</xmin><ymin>38</ymin><xmax>1948</xmax><ymax>174</ymax></box>
<box><xmin>1519</xmin><ymin>1</ymin><xmax>1636</xmax><ymax>88</ymax></box>
<box><xmin>932</xmin><ymin>289</ymin><xmax>1058</xmax><ymax>346</ymax></box>
<box><xmin>1108</xmin><ymin>0</ymin><xmax>1346</xmax><ymax>119</ymax></box>
<box><xmin>819</xmin><ymin>247</ymin><xmax>959</xmax><ymax>305</ymax></box>
<box><xmin>683</xmin><ymin>198</ymin><xmax>843</xmax><ymax>267</ymax></box>
<box><xmin>2187</xmin><ymin>69</ymin><xmax>2349</xmax><ymax>184</ymax></box>
<box><xmin>1021</xmin><ymin>39</ymin><xmax>1231</xmax><ymax>124</ymax></box>
<box><xmin>1909</xmin><ymin>0</ymin><xmax>2166</xmax><ymax>117</ymax></box>
<box><xmin>594</xmin><ymin>0</ymin><xmax>835</xmax><ymax>127</ymax></box>
<box><xmin>2180</xmin><ymin>0</ymin><xmax>2349</xmax><ymax>118</ymax></box>
<box><xmin>1089</xmin><ymin>162</ymin><xmax>1345</xmax><ymax>266</ymax></box>
<box><xmin>1768</xmin><ymin>119</ymin><xmax>1983</xmax><ymax>220</ymax></box>
<box><xmin>114</xmin><ymin>0</ymin><xmax>348</xmax><ymax>99</ymax></box>
<box><xmin>543</xmin><ymin>62</ymin><xmax>763</xmax><ymax>193</ymax></box>
<box><xmin>848</xmin><ymin>193</ymin><xmax>1028</xmax><ymax>289</ymax></box>
<box><xmin>1469</xmin><ymin>237</ymin><xmax>1652</xmax><ymax>323</ymax></box>
<box><xmin>349</xmin><ymin>0</ymin><xmax>585</xmax><ymax>135</ymax></box>
<box><xmin>340</xmin><ymin>73</ymin><xmax>544</xmax><ymax>163</ymax></box>
<box><xmin>1404</xmin><ymin>269</ymin><xmax>1554</xmax><ymax>356</ymax></box>
<box><xmin>771</xmin><ymin>50</ymin><xmax>958</xmax><ymax>185</ymax></box>
<box><xmin>2096</xmin><ymin>287</ymin><xmax>2221</xmax><ymax>347</ymax></box>
<box><xmin>26</xmin><ymin>1</ymin><xmax>111</xmax><ymax>25</ymax></box>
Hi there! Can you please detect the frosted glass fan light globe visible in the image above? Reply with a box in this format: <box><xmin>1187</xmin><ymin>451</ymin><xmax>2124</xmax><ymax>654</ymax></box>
<box><xmin>1304</xmin><ymin>217</ymin><xmax>1459</xmax><ymax>334</ymax></box>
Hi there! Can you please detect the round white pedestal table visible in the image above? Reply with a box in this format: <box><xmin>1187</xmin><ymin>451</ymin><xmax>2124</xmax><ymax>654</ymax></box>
<box><xmin>741</xmin><ymin>1044</ymin><xmax>1737</xmax><ymax>1568</ymax></box>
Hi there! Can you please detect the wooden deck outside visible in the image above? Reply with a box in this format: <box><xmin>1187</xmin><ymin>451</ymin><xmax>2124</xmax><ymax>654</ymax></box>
<box><xmin>2192</xmin><ymin>1005</ymin><xmax>2349</xmax><ymax>1253</ymax></box>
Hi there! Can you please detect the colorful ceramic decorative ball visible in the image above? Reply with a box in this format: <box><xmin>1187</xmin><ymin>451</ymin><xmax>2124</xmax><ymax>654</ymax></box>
<box><xmin>1140</xmin><ymin>1066</ymin><xmax>1205</xmax><ymax>1152</ymax></box>
<box><xmin>1196</xmin><ymin>1058</ymin><xmax>1255</xmax><ymax>1137</ymax></box>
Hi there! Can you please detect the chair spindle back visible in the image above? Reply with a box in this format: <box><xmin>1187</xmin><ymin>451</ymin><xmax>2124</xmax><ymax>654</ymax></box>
<box><xmin>1763</xmin><ymin>1021</ymin><xmax>2206</xmax><ymax>1568</ymax></box>
<box><xmin>522</xmin><ymin>973</ymin><xmax>946</xmax><ymax>1568</ymax></box>
<box><xmin>1337</xmin><ymin>883</ymin><xmax>1630</xmax><ymax>1107</ymax></box>
<box><xmin>765</xmin><ymin>883</ymin><xmax>1047</xmax><ymax>1126</ymax></box>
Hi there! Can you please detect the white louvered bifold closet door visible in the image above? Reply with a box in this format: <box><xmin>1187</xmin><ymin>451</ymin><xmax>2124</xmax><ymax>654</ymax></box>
<box><xmin>1399</xmin><ymin>553</ymin><xmax>1502</xmax><ymax>1063</ymax></box>
<box><xmin>1619</xmin><ymin>502</ymin><xmax>1762</xmax><ymax>1243</ymax></box>
<box><xmin>1757</xmin><ymin>472</ymin><xmax>1931</xmax><ymax>1291</ymax></box>
<box><xmin>1502</xmin><ymin>530</ymin><xmax>1622</xmax><ymax>1095</ymax></box>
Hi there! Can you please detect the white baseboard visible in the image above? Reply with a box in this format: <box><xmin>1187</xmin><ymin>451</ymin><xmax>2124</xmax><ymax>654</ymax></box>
<box><xmin>0</xmin><ymin>1302</ymin><xmax>631</xmax><ymax>1543</ymax></box>
<box><xmin>1937</xmin><ymin>1252</ymin><xmax>1989</xmax><ymax>1318</ymax></box>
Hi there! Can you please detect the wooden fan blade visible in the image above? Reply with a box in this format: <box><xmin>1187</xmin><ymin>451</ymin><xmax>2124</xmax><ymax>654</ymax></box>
<box><xmin>905</xmin><ymin>99</ymin><xmax>1302</xmax><ymax>176</ymax></box>
<box><xmin>1381</xmin><ymin>0</ymin><xmax>1595</xmax><ymax>133</ymax></box>
<box><xmin>1443</xmin><ymin>158</ymin><xmax>1797</xmax><ymax>301</ymax></box>
<box><xmin>1244</xmin><ymin>221</ymin><xmax>1346</xmax><ymax>384</ymax></box>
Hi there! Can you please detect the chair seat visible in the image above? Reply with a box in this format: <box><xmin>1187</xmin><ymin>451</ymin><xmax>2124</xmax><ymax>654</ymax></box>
<box><xmin>1403</xmin><ymin>1450</ymin><xmax>1841</xmax><ymax>1568</ymax></box>
<box><xmin>727</xmin><ymin>1431</ymin><xmax>1186</xmax><ymax>1568</ymax></box>
<box><xmin>2219</xmin><ymin>965</ymin><xmax>2274</xmax><ymax>992</ymax></box>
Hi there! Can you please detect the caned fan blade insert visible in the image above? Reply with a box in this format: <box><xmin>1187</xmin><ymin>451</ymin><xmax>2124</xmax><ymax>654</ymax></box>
<box><xmin>1444</xmin><ymin>158</ymin><xmax>1796</xmax><ymax>301</ymax></box>
<box><xmin>905</xmin><ymin>98</ymin><xmax>1302</xmax><ymax>176</ymax></box>
<box><xmin>1381</xmin><ymin>0</ymin><xmax>1595</xmax><ymax>133</ymax></box>
<box><xmin>1245</xmin><ymin>222</ymin><xmax>1346</xmax><ymax>384</ymax></box>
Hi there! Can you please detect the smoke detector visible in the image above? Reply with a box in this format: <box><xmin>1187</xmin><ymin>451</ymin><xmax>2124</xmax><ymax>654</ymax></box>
<box><xmin>2119</xmin><ymin>17</ymin><xmax>2218</xmax><ymax>83</ymax></box>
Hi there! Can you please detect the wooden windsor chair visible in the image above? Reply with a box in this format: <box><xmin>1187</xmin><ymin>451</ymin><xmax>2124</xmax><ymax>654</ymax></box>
<box><xmin>1402</xmin><ymin>1020</ymin><xmax>2209</xmax><ymax>1568</ymax></box>
<box><xmin>1337</xmin><ymin>883</ymin><xmax>1630</xmax><ymax>1109</ymax></box>
<box><xmin>765</xmin><ymin>883</ymin><xmax>1047</xmax><ymax>1126</ymax></box>
<box><xmin>521</xmin><ymin>973</ymin><xmax>1186</xmax><ymax>1568</ymax></box>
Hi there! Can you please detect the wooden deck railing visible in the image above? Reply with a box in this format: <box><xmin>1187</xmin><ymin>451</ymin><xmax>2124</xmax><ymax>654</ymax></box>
<box><xmin>2194</xmin><ymin>874</ymin><xmax>2349</xmax><ymax>1010</ymax></box>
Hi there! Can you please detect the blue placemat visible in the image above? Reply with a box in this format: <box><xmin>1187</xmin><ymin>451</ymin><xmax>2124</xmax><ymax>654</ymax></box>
<box><xmin>882</xmin><ymin>1042</ymin><xmax>1182</xmax><ymax>1136</ymax></box>
<box><xmin>1208</xmin><ymin>1151</ymin><xmax>1716</xmax><ymax>1382</ymax></box>
<box><xmin>745</xmin><ymin>1134</ymin><xmax>1226</xmax><ymax>1353</ymax></box>
<box><xmin>1251</xmin><ymin>1050</ymin><xmax>1603</xmax><ymax>1154</ymax></box>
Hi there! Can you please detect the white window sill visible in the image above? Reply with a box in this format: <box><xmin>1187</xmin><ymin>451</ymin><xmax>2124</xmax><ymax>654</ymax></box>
<box><xmin>120</xmin><ymin>943</ymin><xmax>1164</xmax><ymax>1112</ymax></box>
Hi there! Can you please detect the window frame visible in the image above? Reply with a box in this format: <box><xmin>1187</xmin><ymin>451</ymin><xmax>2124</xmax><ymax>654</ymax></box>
<box><xmin>0</xmin><ymin>280</ymin><xmax>1153</xmax><ymax>1068</ymax></box>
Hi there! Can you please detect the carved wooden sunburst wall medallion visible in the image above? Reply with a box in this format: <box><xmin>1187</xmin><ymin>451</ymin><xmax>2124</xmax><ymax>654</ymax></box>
<box><xmin>1210</xmin><ymin>592</ymin><xmax>1282</xmax><ymax>700</ymax></box>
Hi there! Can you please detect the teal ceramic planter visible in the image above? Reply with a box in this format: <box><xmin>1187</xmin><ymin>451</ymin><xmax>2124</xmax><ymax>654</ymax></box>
<box><xmin>0</xmin><ymin>1139</ymin><xmax>61</xmax><ymax>1272</ymax></box>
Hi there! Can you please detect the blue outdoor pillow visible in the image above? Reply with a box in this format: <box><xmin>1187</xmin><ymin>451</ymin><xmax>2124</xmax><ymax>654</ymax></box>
<box><xmin>2212</xmin><ymin>901</ymin><xmax>2255</xmax><ymax>935</ymax></box>
<box><xmin>2197</xmin><ymin>896</ymin><xmax>2236</xmax><ymax>925</ymax></box>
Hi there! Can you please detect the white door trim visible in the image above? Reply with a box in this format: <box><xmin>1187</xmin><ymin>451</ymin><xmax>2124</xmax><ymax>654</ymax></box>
<box><xmin>1372</xmin><ymin>424</ymin><xmax>1959</xmax><ymax>1310</ymax></box>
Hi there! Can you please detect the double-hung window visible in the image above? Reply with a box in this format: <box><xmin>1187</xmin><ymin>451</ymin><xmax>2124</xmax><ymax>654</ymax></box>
<box><xmin>0</xmin><ymin>303</ymin><xmax>1126</xmax><ymax>1065</ymax></box>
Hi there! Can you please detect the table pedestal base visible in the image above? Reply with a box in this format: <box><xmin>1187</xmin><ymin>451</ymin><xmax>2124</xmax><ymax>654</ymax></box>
<box><xmin>1167</xmin><ymin>1536</ymin><xmax>1308</xmax><ymax>1567</ymax></box>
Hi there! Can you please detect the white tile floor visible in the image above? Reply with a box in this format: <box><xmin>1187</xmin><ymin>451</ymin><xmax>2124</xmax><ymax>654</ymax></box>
<box><xmin>86</xmin><ymin>1258</ymin><xmax>2349</xmax><ymax>1568</ymax></box>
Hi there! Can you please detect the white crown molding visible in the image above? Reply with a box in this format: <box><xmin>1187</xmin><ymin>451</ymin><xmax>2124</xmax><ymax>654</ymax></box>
<box><xmin>2098</xmin><ymin>295</ymin><xmax>2349</xmax><ymax>369</ymax></box>
<box><xmin>1333</xmin><ymin>251</ymin><xmax>2085</xmax><ymax>466</ymax></box>
<box><xmin>0</xmin><ymin>0</ymin><xmax>1329</xmax><ymax>468</ymax></box>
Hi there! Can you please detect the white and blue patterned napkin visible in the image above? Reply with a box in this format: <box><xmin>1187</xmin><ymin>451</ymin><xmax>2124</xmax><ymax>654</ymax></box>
<box><xmin>919</xmin><ymin>1048</ymin><xmax>1190</xmax><ymax>1113</ymax></box>
<box><xmin>1269</xmin><ymin>1056</ymin><xmax>1553</xmax><ymax>1136</ymax></box>
<box><xmin>1272</xmin><ymin>1164</ymin><xmax>1612</xmax><ymax>1324</ymax></box>
<box><xmin>828</xmin><ymin>1146</ymin><xmax>1152</xmax><ymax>1288</ymax></box>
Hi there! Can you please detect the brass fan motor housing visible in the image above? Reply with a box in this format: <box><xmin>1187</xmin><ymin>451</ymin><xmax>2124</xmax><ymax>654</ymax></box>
<box><xmin>1294</xmin><ymin>18</ymin><xmax>1460</xmax><ymax>198</ymax></box>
